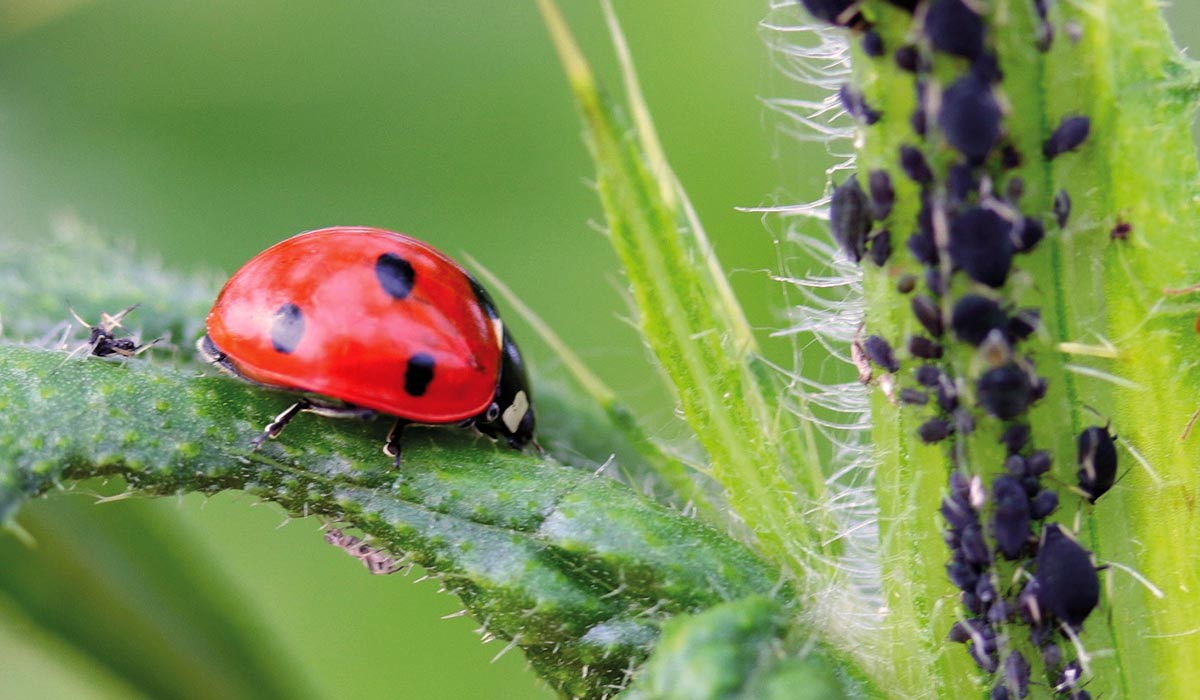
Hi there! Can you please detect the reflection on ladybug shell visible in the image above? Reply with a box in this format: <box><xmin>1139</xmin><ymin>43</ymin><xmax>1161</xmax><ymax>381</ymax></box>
<box><xmin>205</xmin><ymin>227</ymin><xmax>502</xmax><ymax>422</ymax></box>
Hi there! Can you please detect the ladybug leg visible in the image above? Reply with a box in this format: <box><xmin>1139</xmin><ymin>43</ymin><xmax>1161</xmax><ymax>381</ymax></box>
<box><xmin>383</xmin><ymin>418</ymin><xmax>408</xmax><ymax>468</ymax></box>
<box><xmin>251</xmin><ymin>399</ymin><xmax>312</xmax><ymax>449</ymax></box>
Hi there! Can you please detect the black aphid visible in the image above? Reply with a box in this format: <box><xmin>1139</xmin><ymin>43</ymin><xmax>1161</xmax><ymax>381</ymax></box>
<box><xmin>951</xmin><ymin>295</ymin><xmax>1008</xmax><ymax>346</ymax></box>
<box><xmin>1111</xmin><ymin>220</ymin><xmax>1132</xmax><ymax>241</ymax></box>
<box><xmin>919</xmin><ymin>418</ymin><xmax>953</xmax><ymax>443</ymax></box>
<box><xmin>899</xmin><ymin>145</ymin><xmax>934</xmax><ymax>186</ymax></box>
<box><xmin>937</xmin><ymin>382</ymin><xmax>959</xmax><ymax>413</ymax></box>
<box><xmin>1000</xmin><ymin>144</ymin><xmax>1022</xmax><ymax>170</ymax></box>
<box><xmin>869</xmin><ymin>229</ymin><xmax>893</xmax><ymax>266</ymax></box>
<box><xmin>924</xmin><ymin>0</ymin><xmax>985</xmax><ymax>59</ymax></box>
<box><xmin>971</xmin><ymin>52</ymin><xmax>1003</xmax><ymax>84</ymax></box>
<box><xmin>1004</xmin><ymin>454</ymin><xmax>1026</xmax><ymax>476</ymax></box>
<box><xmin>949</xmin><ymin>207</ymin><xmax>1014</xmax><ymax>288</ymax></box>
<box><xmin>798</xmin><ymin>0</ymin><xmax>862</xmax><ymax>27</ymax></box>
<box><xmin>894</xmin><ymin>45</ymin><xmax>921</xmax><ymax>72</ymax></box>
<box><xmin>941</xmin><ymin>495</ymin><xmax>976</xmax><ymax>530</ymax></box>
<box><xmin>862</xmin><ymin>30</ymin><xmax>885</xmax><ymax>57</ymax></box>
<box><xmin>1001</xmin><ymin>424</ymin><xmax>1030</xmax><ymax>454</ymax></box>
<box><xmin>1043</xmin><ymin>115</ymin><xmax>1091</xmax><ymax>158</ymax></box>
<box><xmin>1041</xmin><ymin>643</ymin><xmax>1061</xmax><ymax>669</ymax></box>
<box><xmin>948</xmin><ymin>559</ymin><xmax>980</xmax><ymax>592</ymax></box>
<box><xmin>912</xmin><ymin>295</ymin><xmax>945</xmax><ymax>337</ymax></box>
<box><xmin>977</xmin><ymin>363</ymin><xmax>1034</xmax><ymax>420</ymax></box>
<box><xmin>1035</xmin><ymin>524</ymin><xmax>1100</xmax><ymax>629</ymax></box>
<box><xmin>946</xmin><ymin>163</ymin><xmax>976</xmax><ymax>209</ymax></box>
<box><xmin>1035</xmin><ymin>20</ymin><xmax>1054</xmax><ymax>52</ymax></box>
<box><xmin>1054</xmin><ymin>189</ymin><xmax>1072</xmax><ymax>228</ymax></box>
<box><xmin>1003</xmin><ymin>651</ymin><xmax>1031</xmax><ymax>699</ymax></box>
<box><xmin>939</xmin><ymin>74</ymin><xmax>1002</xmax><ymax>164</ymax></box>
<box><xmin>1031</xmin><ymin>490</ymin><xmax>1059</xmax><ymax>519</ymax></box>
<box><xmin>883</xmin><ymin>0</ymin><xmax>919</xmax><ymax>10</ymax></box>
<box><xmin>868</xmin><ymin>169</ymin><xmax>895</xmax><ymax>220</ymax></box>
<box><xmin>1005</xmin><ymin>177</ymin><xmax>1025</xmax><ymax>204</ymax></box>
<box><xmin>991</xmin><ymin>475</ymin><xmax>1031</xmax><ymax>560</ymax></box>
<box><xmin>1014</xmin><ymin>216</ymin><xmax>1044</xmax><ymax>253</ymax></box>
<box><xmin>954</xmin><ymin>408</ymin><xmax>976</xmax><ymax>435</ymax></box>
<box><xmin>1077</xmin><ymin>425</ymin><xmax>1118</xmax><ymax>502</ymax></box>
<box><xmin>960</xmin><ymin>523</ymin><xmax>990</xmax><ymax>566</ymax></box>
<box><xmin>839</xmin><ymin>84</ymin><xmax>882</xmax><ymax>125</ymax></box>
<box><xmin>908</xmin><ymin>335</ymin><xmax>944</xmax><ymax>359</ymax></box>
<box><xmin>926</xmin><ymin>267</ymin><xmax>947</xmax><ymax>297</ymax></box>
<box><xmin>1026</xmin><ymin>450</ymin><xmax>1052</xmax><ymax>476</ymax></box>
<box><xmin>900</xmin><ymin>388</ymin><xmax>929</xmax><ymax>405</ymax></box>
<box><xmin>908</xmin><ymin>230</ymin><xmax>939</xmax><ymax>266</ymax></box>
<box><xmin>991</xmin><ymin>686</ymin><xmax>1009</xmax><ymax>700</ymax></box>
<box><xmin>1006</xmin><ymin>309</ymin><xmax>1039</xmax><ymax>340</ymax></box>
<box><xmin>916</xmin><ymin>364</ymin><xmax>942</xmax><ymax>388</ymax></box>
<box><xmin>864</xmin><ymin>335</ymin><xmax>901</xmax><ymax>373</ymax></box>
<box><xmin>830</xmin><ymin>175</ymin><xmax>872</xmax><ymax>263</ymax></box>
<box><xmin>897</xmin><ymin>274</ymin><xmax>918</xmax><ymax>294</ymax></box>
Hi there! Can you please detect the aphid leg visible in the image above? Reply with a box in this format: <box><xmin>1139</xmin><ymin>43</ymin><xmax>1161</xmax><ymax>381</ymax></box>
<box><xmin>252</xmin><ymin>399</ymin><xmax>312</xmax><ymax>448</ymax></box>
<box><xmin>383</xmin><ymin>418</ymin><xmax>408</xmax><ymax>468</ymax></box>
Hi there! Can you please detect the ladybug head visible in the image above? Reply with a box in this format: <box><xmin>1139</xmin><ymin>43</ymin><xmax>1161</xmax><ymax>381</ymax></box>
<box><xmin>475</xmin><ymin>329</ymin><xmax>536</xmax><ymax>449</ymax></box>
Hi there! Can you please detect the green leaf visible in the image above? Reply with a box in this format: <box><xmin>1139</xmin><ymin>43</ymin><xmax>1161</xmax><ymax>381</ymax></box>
<box><xmin>0</xmin><ymin>341</ymin><xmax>784</xmax><ymax>700</ymax></box>
<box><xmin>621</xmin><ymin>596</ymin><xmax>856</xmax><ymax>700</ymax></box>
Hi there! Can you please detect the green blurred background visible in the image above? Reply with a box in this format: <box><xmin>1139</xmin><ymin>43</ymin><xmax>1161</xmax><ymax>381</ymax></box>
<box><xmin>0</xmin><ymin>2</ymin><xmax>1194</xmax><ymax>698</ymax></box>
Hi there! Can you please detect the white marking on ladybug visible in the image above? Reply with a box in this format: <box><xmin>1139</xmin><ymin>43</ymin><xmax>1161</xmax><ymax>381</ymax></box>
<box><xmin>491</xmin><ymin>318</ymin><xmax>505</xmax><ymax>350</ymax></box>
<box><xmin>502</xmin><ymin>390</ymin><xmax>529</xmax><ymax>433</ymax></box>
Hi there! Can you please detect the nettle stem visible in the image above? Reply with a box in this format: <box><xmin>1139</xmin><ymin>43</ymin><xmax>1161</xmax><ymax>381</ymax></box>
<box><xmin>803</xmin><ymin>1</ymin><xmax>1200</xmax><ymax>698</ymax></box>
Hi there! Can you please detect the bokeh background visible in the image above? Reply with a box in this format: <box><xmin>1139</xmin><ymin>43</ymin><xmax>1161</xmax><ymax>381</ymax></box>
<box><xmin>0</xmin><ymin>2</ymin><xmax>1195</xmax><ymax>698</ymax></box>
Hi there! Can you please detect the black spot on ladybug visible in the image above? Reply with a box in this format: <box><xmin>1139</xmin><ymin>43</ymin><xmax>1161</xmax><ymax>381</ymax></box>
<box><xmin>908</xmin><ymin>335</ymin><xmax>944</xmax><ymax>359</ymax></box>
<box><xmin>1054</xmin><ymin>189</ymin><xmax>1072</xmax><ymax>228</ymax></box>
<box><xmin>894</xmin><ymin>45</ymin><xmax>922</xmax><ymax>73</ymax></box>
<box><xmin>868</xmin><ymin>229</ymin><xmax>892</xmax><ymax>267</ymax></box>
<box><xmin>376</xmin><ymin>253</ymin><xmax>417</xmax><ymax>300</ymax></box>
<box><xmin>1014</xmin><ymin>216</ymin><xmax>1044</xmax><ymax>253</ymax></box>
<box><xmin>830</xmin><ymin>175</ymin><xmax>872</xmax><ymax>263</ymax></box>
<box><xmin>991</xmin><ymin>475</ymin><xmax>1031</xmax><ymax>560</ymax></box>
<box><xmin>939</xmin><ymin>74</ymin><xmax>1001</xmax><ymax>164</ymax></box>
<box><xmin>919</xmin><ymin>418</ymin><xmax>953</xmax><ymax>443</ymax></box>
<box><xmin>1077</xmin><ymin>425</ymin><xmax>1118</xmax><ymax>502</ymax></box>
<box><xmin>839</xmin><ymin>84</ymin><xmax>881</xmax><ymax>125</ymax></box>
<box><xmin>883</xmin><ymin>0</ymin><xmax>919</xmax><ymax>10</ymax></box>
<box><xmin>1035</xmin><ymin>524</ymin><xmax>1099</xmax><ymax>629</ymax></box>
<box><xmin>861</xmin><ymin>30</ymin><xmax>885</xmax><ymax>57</ymax></box>
<box><xmin>798</xmin><ymin>0</ymin><xmax>861</xmax><ymax>27</ymax></box>
<box><xmin>1043</xmin><ymin>116</ymin><xmax>1091</xmax><ymax>158</ymax></box>
<box><xmin>269</xmin><ymin>303</ymin><xmax>305</xmax><ymax>354</ymax></box>
<box><xmin>868</xmin><ymin>169</ymin><xmax>895</xmax><ymax>220</ymax></box>
<box><xmin>864</xmin><ymin>335</ymin><xmax>900</xmax><ymax>373</ymax></box>
<box><xmin>977</xmin><ymin>363</ymin><xmax>1034</xmax><ymax>420</ymax></box>
<box><xmin>924</xmin><ymin>0</ymin><xmax>985</xmax><ymax>59</ymax></box>
<box><xmin>951</xmin><ymin>295</ymin><xmax>1007</xmax><ymax>345</ymax></box>
<box><xmin>950</xmin><ymin>208</ymin><xmax>1014</xmax><ymax>288</ymax></box>
<box><xmin>899</xmin><ymin>145</ymin><xmax>934</xmax><ymax>186</ymax></box>
<box><xmin>404</xmin><ymin>353</ymin><xmax>436</xmax><ymax>397</ymax></box>
<box><xmin>911</xmin><ymin>295</ymin><xmax>945</xmax><ymax>337</ymax></box>
<box><xmin>1111</xmin><ymin>220</ymin><xmax>1132</xmax><ymax>241</ymax></box>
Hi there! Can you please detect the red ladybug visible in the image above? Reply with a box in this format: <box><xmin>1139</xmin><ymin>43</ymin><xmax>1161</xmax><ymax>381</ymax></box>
<box><xmin>199</xmin><ymin>227</ymin><xmax>535</xmax><ymax>463</ymax></box>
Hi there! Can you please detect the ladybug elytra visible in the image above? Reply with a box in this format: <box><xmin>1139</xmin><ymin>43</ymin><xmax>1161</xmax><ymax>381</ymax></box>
<box><xmin>198</xmin><ymin>227</ymin><xmax>535</xmax><ymax>463</ymax></box>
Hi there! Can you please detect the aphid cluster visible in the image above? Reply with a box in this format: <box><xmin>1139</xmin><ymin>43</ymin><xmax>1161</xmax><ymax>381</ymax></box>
<box><xmin>802</xmin><ymin>1</ymin><xmax>1110</xmax><ymax>697</ymax></box>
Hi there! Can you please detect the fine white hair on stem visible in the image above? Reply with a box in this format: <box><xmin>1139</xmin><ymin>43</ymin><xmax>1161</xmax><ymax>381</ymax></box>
<box><xmin>760</xmin><ymin>1</ymin><xmax>883</xmax><ymax>658</ymax></box>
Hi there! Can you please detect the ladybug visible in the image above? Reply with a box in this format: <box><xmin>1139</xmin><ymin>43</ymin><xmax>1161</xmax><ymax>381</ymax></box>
<box><xmin>198</xmin><ymin>227</ymin><xmax>535</xmax><ymax>464</ymax></box>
